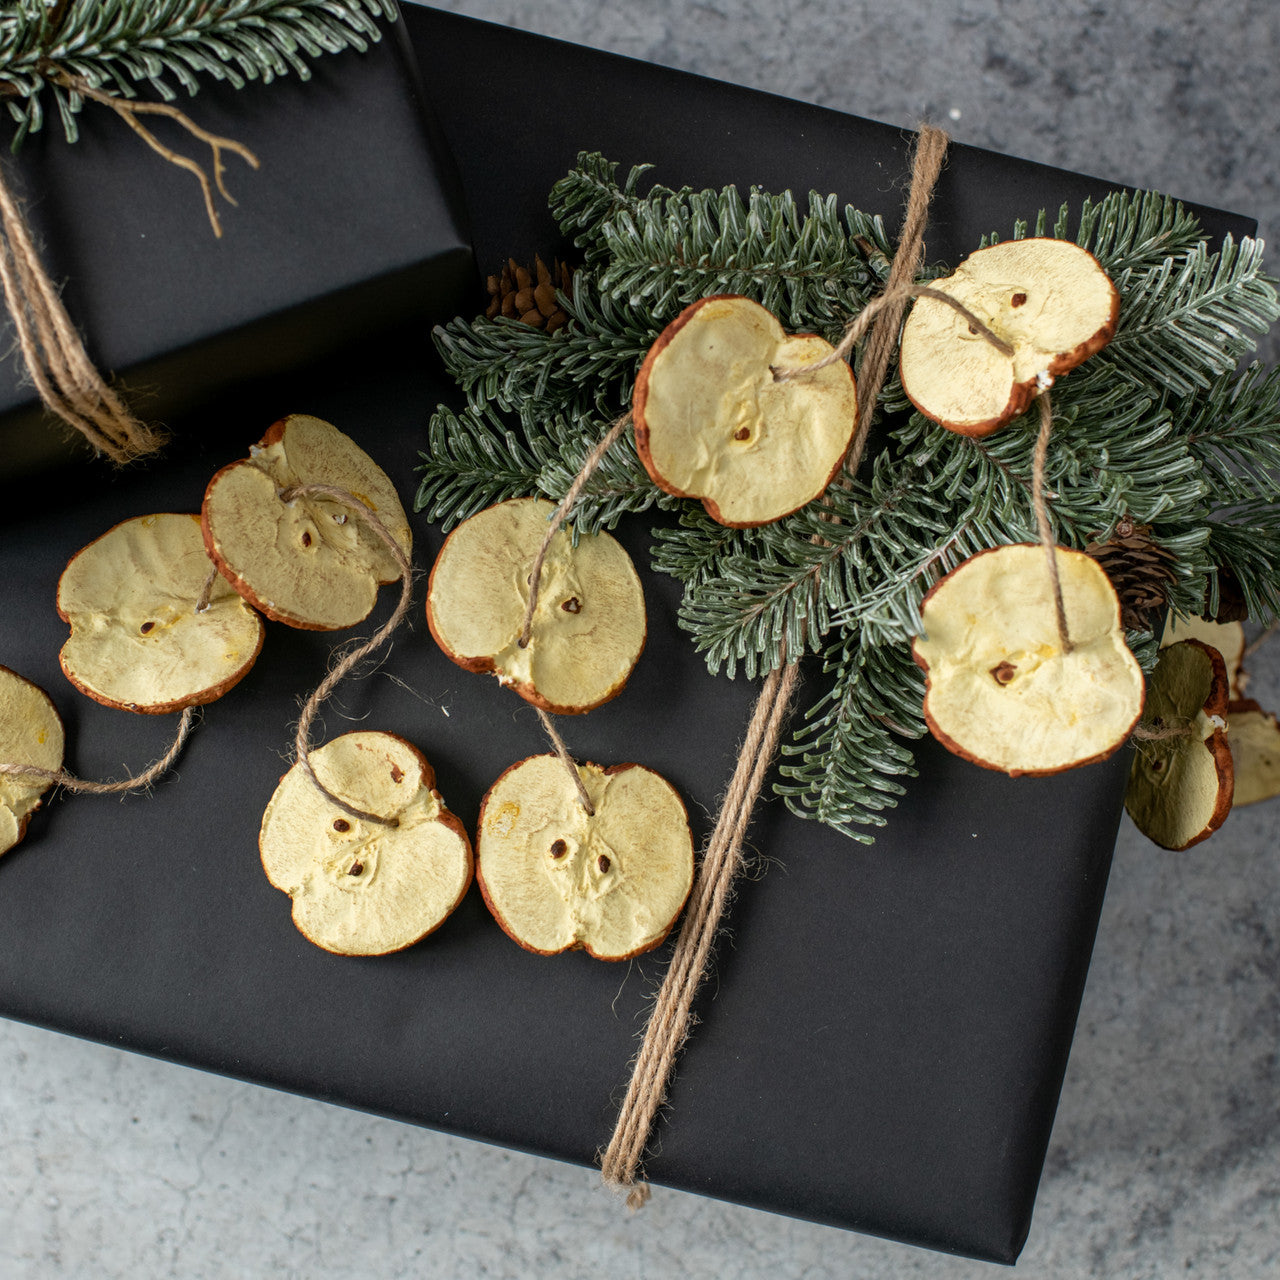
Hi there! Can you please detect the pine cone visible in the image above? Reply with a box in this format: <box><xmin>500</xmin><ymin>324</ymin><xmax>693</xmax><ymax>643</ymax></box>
<box><xmin>1085</xmin><ymin>516</ymin><xmax>1177</xmax><ymax>631</ymax></box>
<box><xmin>485</xmin><ymin>255</ymin><xmax>573</xmax><ymax>333</ymax></box>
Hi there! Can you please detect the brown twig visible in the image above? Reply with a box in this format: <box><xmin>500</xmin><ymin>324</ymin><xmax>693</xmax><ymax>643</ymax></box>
<box><xmin>50</xmin><ymin>71</ymin><xmax>259</xmax><ymax>238</ymax></box>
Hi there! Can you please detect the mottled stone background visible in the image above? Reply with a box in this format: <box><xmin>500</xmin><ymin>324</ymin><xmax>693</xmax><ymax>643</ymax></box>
<box><xmin>2</xmin><ymin>2</ymin><xmax>1277</xmax><ymax>1276</ymax></box>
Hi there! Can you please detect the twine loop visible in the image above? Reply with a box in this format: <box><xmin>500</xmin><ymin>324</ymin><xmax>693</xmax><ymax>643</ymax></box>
<box><xmin>281</xmin><ymin>483</ymin><xmax>414</xmax><ymax>827</ymax></box>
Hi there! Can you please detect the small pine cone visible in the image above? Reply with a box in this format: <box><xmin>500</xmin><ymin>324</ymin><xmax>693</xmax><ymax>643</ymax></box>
<box><xmin>1085</xmin><ymin>517</ymin><xmax>1178</xmax><ymax>631</ymax></box>
<box><xmin>484</xmin><ymin>255</ymin><xmax>573</xmax><ymax>332</ymax></box>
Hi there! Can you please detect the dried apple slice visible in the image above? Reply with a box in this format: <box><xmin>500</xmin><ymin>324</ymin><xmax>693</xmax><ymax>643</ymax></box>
<box><xmin>58</xmin><ymin>513</ymin><xmax>264</xmax><ymax>714</ymax></box>
<box><xmin>202</xmin><ymin>414</ymin><xmax>412</xmax><ymax>631</ymax></box>
<box><xmin>259</xmin><ymin>731</ymin><xmax>472</xmax><ymax>956</ymax></box>
<box><xmin>427</xmin><ymin>498</ymin><xmax>645</xmax><ymax>715</ymax></box>
<box><xmin>1161</xmin><ymin>614</ymin><xmax>1246</xmax><ymax>698</ymax></box>
<box><xmin>632</xmin><ymin>294</ymin><xmax>858</xmax><ymax>526</ymax></box>
<box><xmin>0</xmin><ymin>667</ymin><xmax>64</xmax><ymax>856</ymax></box>
<box><xmin>900</xmin><ymin>239</ymin><xmax>1119</xmax><ymax>436</ymax></box>
<box><xmin>476</xmin><ymin>753</ymin><xmax>694</xmax><ymax>960</ymax></box>
<box><xmin>1226</xmin><ymin>699</ymin><xmax>1280</xmax><ymax>807</ymax></box>
<box><xmin>913</xmin><ymin>544</ymin><xmax>1144</xmax><ymax>775</ymax></box>
<box><xmin>1125</xmin><ymin>639</ymin><xmax>1233</xmax><ymax>849</ymax></box>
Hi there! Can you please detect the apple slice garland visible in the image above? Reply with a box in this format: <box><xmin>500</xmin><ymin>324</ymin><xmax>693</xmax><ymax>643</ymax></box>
<box><xmin>0</xmin><ymin>407</ymin><xmax>693</xmax><ymax>962</ymax></box>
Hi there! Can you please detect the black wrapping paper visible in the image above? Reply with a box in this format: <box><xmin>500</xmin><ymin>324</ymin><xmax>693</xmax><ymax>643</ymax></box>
<box><xmin>0</xmin><ymin>3</ymin><xmax>1257</xmax><ymax>1263</ymax></box>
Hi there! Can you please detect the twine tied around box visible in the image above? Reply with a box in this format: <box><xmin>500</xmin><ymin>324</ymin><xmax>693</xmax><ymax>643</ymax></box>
<box><xmin>597</xmin><ymin>124</ymin><xmax>951</xmax><ymax>1206</ymax></box>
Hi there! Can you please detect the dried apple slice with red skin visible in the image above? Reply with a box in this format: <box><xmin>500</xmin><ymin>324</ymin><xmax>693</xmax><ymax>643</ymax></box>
<box><xmin>426</xmin><ymin>498</ymin><xmax>646</xmax><ymax>715</ymax></box>
<box><xmin>633</xmin><ymin>295</ymin><xmax>858</xmax><ymax>527</ymax></box>
<box><xmin>899</xmin><ymin>238</ymin><xmax>1119</xmax><ymax>437</ymax></box>
<box><xmin>475</xmin><ymin>753</ymin><xmax>694</xmax><ymax>960</ymax></box>
<box><xmin>0</xmin><ymin>666</ymin><xmax>64</xmax><ymax>856</ymax></box>
<box><xmin>1125</xmin><ymin>639</ymin><xmax>1233</xmax><ymax>850</ymax></box>
<box><xmin>1225</xmin><ymin>698</ymin><xmax>1280</xmax><ymax>807</ymax></box>
<box><xmin>202</xmin><ymin>414</ymin><xmax>412</xmax><ymax>631</ymax></box>
<box><xmin>259</xmin><ymin>731</ymin><xmax>473</xmax><ymax>956</ymax></box>
<box><xmin>912</xmin><ymin>544</ymin><xmax>1144</xmax><ymax>776</ymax></box>
<box><xmin>58</xmin><ymin>513</ymin><xmax>264</xmax><ymax>714</ymax></box>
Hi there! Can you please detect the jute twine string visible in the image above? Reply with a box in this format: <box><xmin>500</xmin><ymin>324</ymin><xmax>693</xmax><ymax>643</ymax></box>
<box><xmin>535</xmin><ymin>707</ymin><xmax>596</xmax><ymax>817</ymax></box>
<box><xmin>1130</xmin><ymin>717</ymin><xmax>1195</xmax><ymax>742</ymax></box>
<box><xmin>194</xmin><ymin>565</ymin><xmax>219</xmax><ymax>615</ymax></box>
<box><xmin>600</xmin><ymin>124</ymin><xmax>951</xmax><ymax>1207</ymax></box>
<box><xmin>774</xmin><ymin>283</ymin><xmax>1011</xmax><ymax>381</ymax></box>
<box><xmin>600</xmin><ymin>659</ymin><xmax>799</xmax><ymax>1208</ymax></box>
<box><xmin>519</xmin><ymin>412</ymin><xmax>633</xmax><ymax>649</ymax></box>
<box><xmin>280</xmin><ymin>483</ymin><xmax>414</xmax><ymax>828</ymax></box>
<box><xmin>843</xmin><ymin>124</ymin><xmax>948</xmax><ymax>477</ymax></box>
<box><xmin>0</xmin><ymin>74</ymin><xmax>257</xmax><ymax>463</ymax></box>
<box><xmin>0</xmin><ymin>704</ymin><xmax>196</xmax><ymax>795</ymax></box>
<box><xmin>1031</xmin><ymin>391</ymin><xmax>1073</xmax><ymax>653</ymax></box>
<box><xmin>511</xmin><ymin>412</ymin><xmax>633</xmax><ymax>810</ymax></box>
<box><xmin>0</xmin><ymin>162</ymin><xmax>163</xmax><ymax>464</ymax></box>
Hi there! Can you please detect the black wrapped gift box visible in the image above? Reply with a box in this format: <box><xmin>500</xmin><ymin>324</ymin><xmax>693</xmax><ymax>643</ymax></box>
<box><xmin>0</xmin><ymin>3</ymin><xmax>1256</xmax><ymax>1264</ymax></box>
<box><xmin>0</xmin><ymin>12</ymin><xmax>472</xmax><ymax>481</ymax></box>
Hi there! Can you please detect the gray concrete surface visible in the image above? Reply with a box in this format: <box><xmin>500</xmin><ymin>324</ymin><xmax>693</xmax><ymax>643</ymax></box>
<box><xmin>3</xmin><ymin>2</ymin><xmax>1278</xmax><ymax>1275</ymax></box>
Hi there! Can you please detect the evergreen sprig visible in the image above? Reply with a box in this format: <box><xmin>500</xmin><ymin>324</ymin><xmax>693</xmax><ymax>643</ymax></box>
<box><xmin>774</xmin><ymin>636</ymin><xmax>925</xmax><ymax>842</ymax></box>
<box><xmin>419</xmin><ymin>151</ymin><xmax>1280</xmax><ymax>843</ymax></box>
<box><xmin>418</xmin><ymin>400</ymin><xmax>677</xmax><ymax>537</ymax></box>
<box><xmin>0</xmin><ymin>0</ymin><xmax>394</xmax><ymax>145</ymax></box>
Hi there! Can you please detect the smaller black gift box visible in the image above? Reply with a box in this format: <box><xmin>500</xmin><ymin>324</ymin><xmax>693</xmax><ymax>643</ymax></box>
<box><xmin>0</xmin><ymin>13</ymin><xmax>472</xmax><ymax>482</ymax></box>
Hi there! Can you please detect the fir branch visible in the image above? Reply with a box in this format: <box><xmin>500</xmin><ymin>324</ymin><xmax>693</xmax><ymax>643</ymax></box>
<box><xmin>677</xmin><ymin>456</ymin><xmax>954</xmax><ymax>678</ymax></box>
<box><xmin>549</xmin><ymin>152</ymin><xmax>661</xmax><ymax>267</ymax></box>
<box><xmin>896</xmin><ymin>384</ymin><xmax>1207</xmax><ymax>543</ymax></box>
<box><xmin>596</xmin><ymin>184</ymin><xmax>883</xmax><ymax>338</ymax></box>
<box><xmin>0</xmin><ymin>0</ymin><xmax>394</xmax><ymax>146</ymax></box>
<box><xmin>977</xmin><ymin>191</ymin><xmax>1277</xmax><ymax>402</ymax></box>
<box><xmin>1096</xmin><ymin>236</ymin><xmax>1279</xmax><ymax>397</ymax></box>
<box><xmin>650</xmin><ymin>507</ymin><xmax>760</xmax><ymax>591</ymax></box>
<box><xmin>1182</xmin><ymin>362</ymin><xmax>1280</xmax><ymax>505</ymax></box>
<box><xmin>415</xmin><ymin>404</ymin><xmax>543</xmax><ymax>528</ymax></box>
<box><xmin>433</xmin><ymin>281</ymin><xmax>655</xmax><ymax>417</ymax></box>
<box><xmin>1075</xmin><ymin>189</ymin><xmax>1207</xmax><ymax>277</ymax></box>
<box><xmin>774</xmin><ymin>637</ymin><xmax>924</xmax><ymax>842</ymax></box>
<box><xmin>416</xmin><ymin>401</ymin><xmax>674</xmax><ymax>535</ymax></box>
<box><xmin>1203</xmin><ymin>515</ymin><xmax>1280</xmax><ymax>622</ymax></box>
<box><xmin>530</xmin><ymin>407</ymin><xmax>679</xmax><ymax>536</ymax></box>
